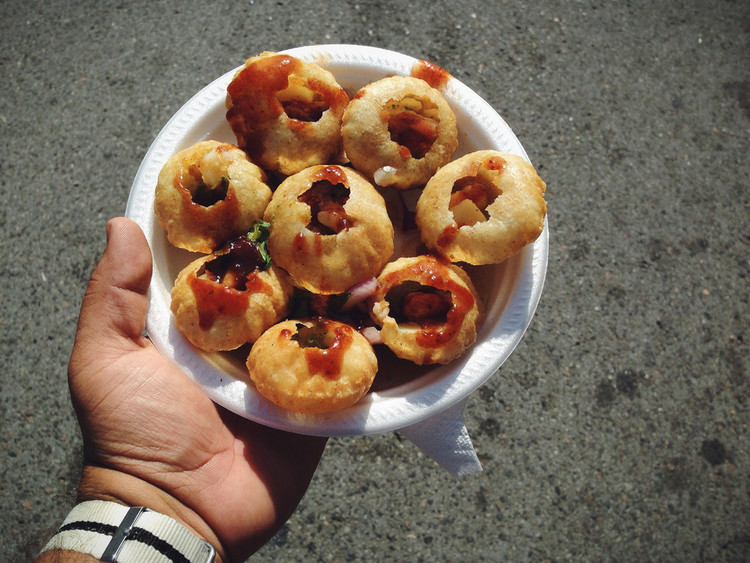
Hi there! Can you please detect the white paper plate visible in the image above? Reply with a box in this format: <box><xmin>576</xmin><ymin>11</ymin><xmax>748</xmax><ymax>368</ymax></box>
<box><xmin>125</xmin><ymin>44</ymin><xmax>548</xmax><ymax>437</ymax></box>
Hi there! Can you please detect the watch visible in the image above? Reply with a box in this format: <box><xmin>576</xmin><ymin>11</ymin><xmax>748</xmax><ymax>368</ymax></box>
<box><xmin>40</xmin><ymin>500</ymin><xmax>216</xmax><ymax>562</ymax></box>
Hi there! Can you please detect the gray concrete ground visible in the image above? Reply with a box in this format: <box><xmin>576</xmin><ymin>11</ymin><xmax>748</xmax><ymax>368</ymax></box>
<box><xmin>2</xmin><ymin>1</ymin><xmax>749</xmax><ymax>561</ymax></box>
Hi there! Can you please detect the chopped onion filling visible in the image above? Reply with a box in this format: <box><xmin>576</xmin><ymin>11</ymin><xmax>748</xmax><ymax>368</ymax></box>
<box><xmin>361</xmin><ymin>326</ymin><xmax>383</xmax><ymax>345</ymax></box>
<box><xmin>340</xmin><ymin>277</ymin><xmax>379</xmax><ymax>311</ymax></box>
<box><xmin>373</xmin><ymin>165</ymin><xmax>397</xmax><ymax>186</ymax></box>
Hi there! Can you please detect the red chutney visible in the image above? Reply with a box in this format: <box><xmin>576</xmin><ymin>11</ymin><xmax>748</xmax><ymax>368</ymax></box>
<box><xmin>279</xmin><ymin>328</ymin><xmax>293</xmax><ymax>339</ymax></box>
<box><xmin>189</xmin><ymin>235</ymin><xmax>272</xmax><ymax>329</ymax></box>
<box><xmin>244</xmin><ymin>272</ymin><xmax>273</xmax><ymax>295</ymax></box>
<box><xmin>313</xmin><ymin>164</ymin><xmax>347</xmax><ymax>185</ymax></box>
<box><xmin>451</xmin><ymin>176</ymin><xmax>495</xmax><ymax>208</ymax></box>
<box><xmin>450</xmin><ymin>155</ymin><xmax>506</xmax><ymax>206</ymax></box>
<box><xmin>227</xmin><ymin>55</ymin><xmax>298</xmax><ymax>115</ymax></box>
<box><xmin>485</xmin><ymin>156</ymin><xmax>507</xmax><ymax>171</ymax></box>
<box><xmin>302</xmin><ymin>319</ymin><xmax>354</xmax><ymax>379</ymax></box>
<box><xmin>411</xmin><ymin>59</ymin><xmax>452</xmax><ymax>90</ymax></box>
<box><xmin>226</xmin><ymin>54</ymin><xmax>297</xmax><ymax>158</ymax></box>
<box><xmin>382</xmin><ymin>256</ymin><xmax>475</xmax><ymax>348</ymax></box>
<box><xmin>292</xmin><ymin>232</ymin><xmax>307</xmax><ymax>253</ymax></box>
<box><xmin>291</xmin><ymin>231</ymin><xmax>324</xmax><ymax>257</ymax></box>
<box><xmin>189</xmin><ymin>274</ymin><xmax>249</xmax><ymax>330</ymax></box>
<box><xmin>172</xmin><ymin>164</ymin><xmax>201</xmax><ymax>199</ymax></box>
<box><xmin>307</xmin><ymin>77</ymin><xmax>348</xmax><ymax>117</ymax></box>
<box><xmin>226</xmin><ymin>54</ymin><xmax>348</xmax><ymax>161</ymax></box>
<box><xmin>437</xmin><ymin>222</ymin><xmax>459</xmax><ymax>248</ymax></box>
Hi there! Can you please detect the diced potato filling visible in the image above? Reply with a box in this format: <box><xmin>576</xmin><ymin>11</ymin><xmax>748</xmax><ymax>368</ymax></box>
<box><xmin>276</xmin><ymin>78</ymin><xmax>328</xmax><ymax>121</ymax></box>
<box><xmin>185</xmin><ymin>161</ymin><xmax>229</xmax><ymax>207</ymax></box>
<box><xmin>450</xmin><ymin>198</ymin><xmax>487</xmax><ymax>227</ymax></box>
<box><xmin>448</xmin><ymin>170</ymin><xmax>503</xmax><ymax>226</ymax></box>
<box><xmin>200</xmin><ymin>147</ymin><xmax>230</xmax><ymax>186</ymax></box>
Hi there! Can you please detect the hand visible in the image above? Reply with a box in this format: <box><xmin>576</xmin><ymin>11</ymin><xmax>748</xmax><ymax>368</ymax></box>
<box><xmin>63</xmin><ymin>217</ymin><xmax>326</xmax><ymax>562</ymax></box>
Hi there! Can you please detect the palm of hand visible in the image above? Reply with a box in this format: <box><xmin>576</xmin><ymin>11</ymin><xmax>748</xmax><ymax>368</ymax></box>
<box><xmin>68</xmin><ymin>218</ymin><xmax>325</xmax><ymax>560</ymax></box>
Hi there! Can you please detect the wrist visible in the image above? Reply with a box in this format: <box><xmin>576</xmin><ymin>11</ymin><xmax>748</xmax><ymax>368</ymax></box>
<box><xmin>74</xmin><ymin>464</ymin><xmax>225</xmax><ymax>563</ymax></box>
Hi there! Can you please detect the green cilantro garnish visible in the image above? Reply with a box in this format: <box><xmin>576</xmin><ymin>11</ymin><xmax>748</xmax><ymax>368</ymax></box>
<box><xmin>291</xmin><ymin>321</ymin><xmax>329</xmax><ymax>349</ymax></box>
<box><xmin>247</xmin><ymin>220</ymin><xmax>272</xmax><ymax>270</ymax></box>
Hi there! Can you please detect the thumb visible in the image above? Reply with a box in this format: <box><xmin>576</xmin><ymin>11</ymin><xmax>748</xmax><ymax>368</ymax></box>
<box><xmin>72</xmin><ymin>217</ymin><xmax>153</xmax><ymax>358</ymax></box>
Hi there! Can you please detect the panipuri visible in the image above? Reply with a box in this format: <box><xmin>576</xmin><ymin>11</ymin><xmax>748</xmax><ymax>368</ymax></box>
<box><xmin>154</xmin><ymin>140</ymin><xmax>272</xmax><ymax>253</ymax></box>
<box><xmin>247</xmin><ymin>317</ymin><xmax>378</xmax><ymax>414</ymax></box>
<box><xmin>263</xmin><ymin>165</ymin><xmax>394</xmax><ymax>295</ymax></box>
<box><xmin>171</xmin><ymin>226</ymin><xmax>294</xmax><ymax>352</ymax></box>
<box><xmin>226</xmin><ymin>52</ymin><xmax>350</xmax><ymax>176</ymax></box>
<box><xmin>415</xmin><ymin>150</ymin><xmax>547</xmax><ymax>265</ymax></box>
<box><xmin>369</xmin><ymin>255</ymin><xmax>483</xmax><ymax>365</ymax></box>
<box><xmin>341</xmin><ymin>76</ymin><xmax>458</xmax><ymax>190</ymax></box>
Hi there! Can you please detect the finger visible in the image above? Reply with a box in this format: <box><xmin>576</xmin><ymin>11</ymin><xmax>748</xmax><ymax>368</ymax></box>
<box><xmin>74</xmin><ymin>217</ymin><xmax>153</xmax><ymax>352</ymax></box>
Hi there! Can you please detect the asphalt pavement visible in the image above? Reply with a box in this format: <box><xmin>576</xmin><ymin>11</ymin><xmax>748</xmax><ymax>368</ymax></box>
<box><xmin>2</xmin><ymin>1</ymin><xmax>749</xmax><ymax>561</ymax></box>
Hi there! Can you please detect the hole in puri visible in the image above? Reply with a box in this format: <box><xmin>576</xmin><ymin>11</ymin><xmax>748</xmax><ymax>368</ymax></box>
<box><xmin>293</xmin><ymin>321</ymin><xmax>333</xmax><ymax>349</ymax></box>
<box><xmin>180</xmin><ymin>162</ymin><xmax>229</xmax><ymax>207</ymax></box>
<box><xmin>387</xmin><ymin>95</ymin><xmax>439</xmax><ymax>159</ymax></box>
<box><xmin>385</xmin><ymin>281</ymin><xmax>452</xmax><ymax>325</ymax></box>
<box><xmin>298</xmin><ymin>180</ymin><xmax>355</xmax><ymax>235</ymax></box>
<box><xmin>449</xmin><ymin>170</ymin><xmax>503</xmax><ymax>227</ymax></box>
<box><xmin>276</xmin><ymin>78</ymin><xmax>329</xmax><ymax>122</ymax></box>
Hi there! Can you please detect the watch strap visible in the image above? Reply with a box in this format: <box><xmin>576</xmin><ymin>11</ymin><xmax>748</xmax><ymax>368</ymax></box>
<box><xmin>40</xmin><ymin>500</ymin><xmax>215</xmax><ymax>562</ymax></box>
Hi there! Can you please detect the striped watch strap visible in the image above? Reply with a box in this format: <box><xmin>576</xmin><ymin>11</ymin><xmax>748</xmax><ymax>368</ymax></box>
<box><xmin>40</xmin><ymin>500</ymin><xmax>215</xmax><ymax>562</ymax></box>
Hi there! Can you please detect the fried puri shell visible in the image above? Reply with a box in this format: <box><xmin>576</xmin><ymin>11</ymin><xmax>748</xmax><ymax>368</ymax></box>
<box><xmin>154</xmin><ymin>141</ymin><xmax>272</xmax><ymax>253</ymax></box>
<box><xmin>415</xmin><ymin>150</ymin><xmax>547</xmax><ymax>265</ymax></box>
<box><xmin>226</xmin><ymin>52</ymin><xmax>350</xmax><ymax>176</ymax></box>
<box><xmin>247</xmin><ymin>318</ymin><xmax>378</xmax><ymax>414</ymax></box>
<box><xmin>171</xmin><ymin>247</ymin><xmax>293</xmax><ymax>352</ymax></box>
<box><xmin>263</xmin><ymin>165</ymin><xmax>394</xmax><ymax>294</ymax></box>
<box><xmin>341</xmin><ymin>76</ymin><xmax>458</xmax><ymax>190</ymax></box>
<box><xmin>369</xmin><ymin>255</ymin><xmax>483</xmax><ymax>365</ymax></box>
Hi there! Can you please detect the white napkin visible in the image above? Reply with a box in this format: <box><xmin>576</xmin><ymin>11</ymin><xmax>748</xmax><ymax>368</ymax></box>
<box><xmin>399</xmin><ymin>398</ymin><xmax>482</xmax><ymax>476</ymax></box>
